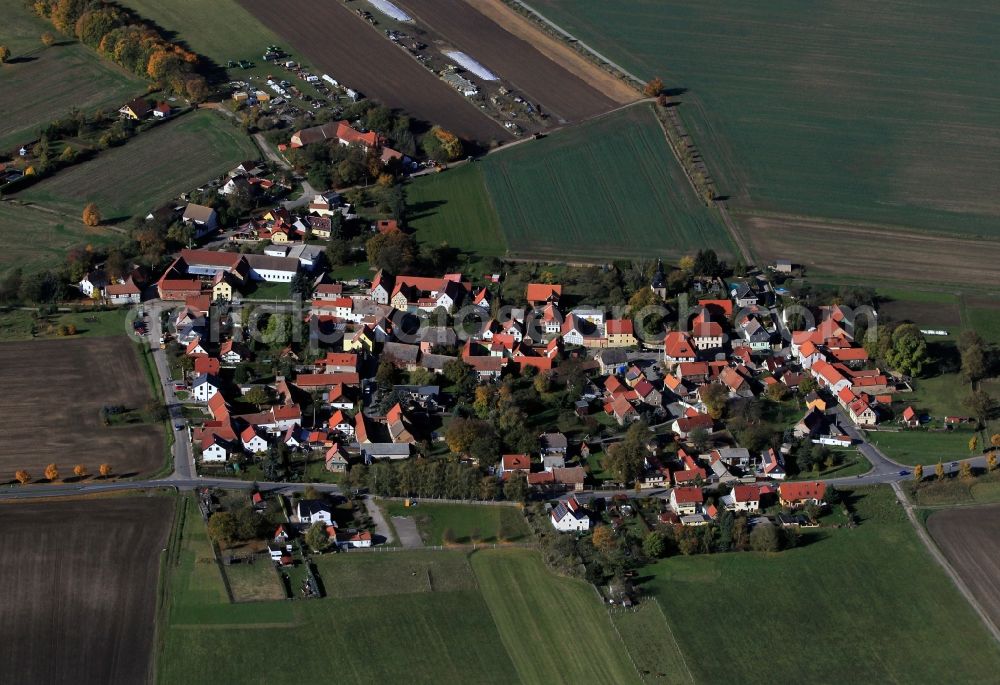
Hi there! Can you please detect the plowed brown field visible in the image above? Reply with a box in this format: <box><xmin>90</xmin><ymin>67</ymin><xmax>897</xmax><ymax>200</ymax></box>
<box><xmin>928</xmin><ymin>505</ymin><xmax>1000</xmax><ymax>631</ymax></box>
<box><xmin>0</xmin><ymin>497</ymin><xmax>174</xmax><ymax>684</ymax></box>
<box><xmin>736</xmin><ymin>213</ymin><xmax>1000</xmax><ymax>286</ymax></box>
<box><xmin>394</xmin><ymin>0</ymin><xmax>634</xmax><ymax>122</ymax></box>
<box><xmin>238</xmin><ymin>0</ymin><xmax>510</xmax><ymax>143</ymax></box>
<box><xmin>0</xmin><ymin>337</ymin><xmax>164</xmax><ymax>479</ymax></box>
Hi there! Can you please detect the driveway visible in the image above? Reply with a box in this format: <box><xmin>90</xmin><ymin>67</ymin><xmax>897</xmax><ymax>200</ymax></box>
<box><xmin>363</xmin><ymin>496</ymin><xmax>395</xmax><ymax>545</ymax></box>
<box><xmin>390</xmin><ymin>515</ymin><xmax>424</xmax><ymax>548</ymax></box>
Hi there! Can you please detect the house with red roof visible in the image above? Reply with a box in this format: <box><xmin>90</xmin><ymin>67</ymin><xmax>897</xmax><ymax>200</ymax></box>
<box><xmin>722</xmin><ymin>485</ymin><xmax>761</xmax><ymax>513</ymax></box>
<box><xmin>500</xmin><ymin>454</ymin><xmax>530</xmax><ymax>480</ymax></box>
<box><xmin>779</xmin><ymin>481</ymin><xmax>827</xmax><ymax>508</ymax></box>
<box><xmin>901</xmin><ymin>406</ymin><xmax>919</xmax><ymax>428</ymax></box>
<box><xmin>525</xmin><ymin>283</ymin><xmax>562</xmax><ymax>307</ymax></box>
<box><xmin>669</xmin><ymin>486</ymin><xmax>704</xmax><ymax>515</ymax></box>
<box><xmin>664</xmin><ymin>331</ymin><xmax>697</xmax><ymax>363</ymax></box>
<box><xmin>605</xmin><ymin>319</ymin><xmax>636</xmax><ymax>347</ymax></box>
<box><xmin>690</xmin><ymin>311</ymin><xmax>723</xmax><ymax>350</ymax></box>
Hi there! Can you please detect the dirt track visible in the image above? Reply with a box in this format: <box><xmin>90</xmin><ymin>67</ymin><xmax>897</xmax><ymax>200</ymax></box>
<box><xmin>0</xmin><ymin>337</ymin><xmax>164</xmax><ymax>479</ymax></box>
<box><xmin>928</xmin><ymin>505</ymin><xmax>1000</xmax><ymax>632</ymax></box>
<box><xmin>394</xmin><ymin>0</ymin><xmax>634</xmax><ymax>122</ymax></box>
<box><xmin>0</xmin><ymin>497</ymin><xmax>174</xmax><ymax>684</ymax></box>
<box><xmin>238</xmin><ymin>0</ymin><xmax>510</xmax><ymax>143</ymax></box>
<box><xmin>737</xmin><ymin>213</ymin><xmax>1000</xmax><ymax>286</ymax></box>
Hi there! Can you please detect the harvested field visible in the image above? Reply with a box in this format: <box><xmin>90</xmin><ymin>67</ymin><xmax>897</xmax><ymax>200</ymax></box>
<box><xmin>0</xmin><ymin>337</ymin><xmax>164</xmax><ymax>479</ymax></box>
<box><xmin>0</xmin><ymin>496</ymin><xmax>174</xmax><ymax>685</ymax></box>
<box><xmin>393</xmin><ymin>0</ymin><xmax>633</xmax><ymax>122</ymax></box>
<box><xmin>16</xmin><ymin>110</ymin><xmax>258</xmax><ymax>222</ymax></box>
<box><xmin>237</xmin><ymin>0</ymin><xmax>510</xmax><ymax>143</ymax></box>
<box><xmin>736</xmin><ymin>213</ymin><xmax>1000</xmax><ymax>286</ymax></box>
<box><xmin>928</xmin><ymin>505</ymin><xmax>1000</xmax><ymax>631</ymax></box>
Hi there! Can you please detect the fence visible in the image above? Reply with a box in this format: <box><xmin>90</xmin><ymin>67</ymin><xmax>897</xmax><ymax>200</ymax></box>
<box><xmin>374</xmin><ymin>496</ymin><xmax>523</xmax><ymax>508</ymax></box>
<box><xmin>342</xmin><ymin>541</ymin><xmax>538</xmax><ymax>553</ymax></box>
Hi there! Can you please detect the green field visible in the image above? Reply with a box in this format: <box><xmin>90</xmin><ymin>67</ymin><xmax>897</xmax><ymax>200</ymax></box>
<box><xmin>908</xmin><ymin>470</ymin><xmax>1000</xmax><ymax>507</ymax></box>
<box><xmin>0</xmin><ymin>4</ymin><xmax>147</xmax><ymax>152</ymax></box>
<box><xmin>471</xmin><ymin>549</ymin><xmax>641</xmax><ymax>685</ymax></box>
<box><xmin>407</xmin><ymin>164</ymin><xmax>506</xmax><ymax>256</ymax></box>
<box><xmin>160</xmin><ymin>498</ymin><xmax>641</xmax><ymax>684</ymax></box>
<box><xmin>0</xmin><ymin>203</ymin><xmax>121</xmax><ymax>277</ymax></box>
<box><xmin>610</xmin><ymin>602</ymin><xmax>693</xmax><ymax>685</ymax></box>
<box><xmin>872</xmin><ymin>429</ymin><xmax>978</xmax><ymax>466</ymax></box>
<box><xmin>645</xmin><ymin>486</ymin><xmax>1000</xmax><ymax>682</ymax></box>
<box><xmin>380</xmin><ymin>501</ymin><xmax>530</xmax><ymax>545</ymax></box>
<box><xmin>16</xmin><ymin>110</ymin><xmax>257</xmax><ymax>221</ymax></box>
<box><xmin>0</xmin><ymin>308</ymin><xmax>132</xmax><ymax>341</ymax></box>
<box><xmin>479</xmin><ymin>104</ymin><xmax>732</xmax><ymax>260</ymax></box>
<box><xmin>531</xmin><ymin>0</ymin><xmax>1000</xmax><ymax>239</ymax></box>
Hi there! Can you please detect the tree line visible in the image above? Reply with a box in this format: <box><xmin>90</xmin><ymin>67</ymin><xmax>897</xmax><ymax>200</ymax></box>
<box><xmin>33</xmin><ymin>0</ymin><xmax>210</xmax><ymax>99</ymax></box>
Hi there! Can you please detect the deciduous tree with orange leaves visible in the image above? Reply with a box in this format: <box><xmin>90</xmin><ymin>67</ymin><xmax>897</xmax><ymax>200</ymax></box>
<box><xmin>643</xmin><ymin>76</ymin><xmax>664</xmax><ymax>97</ymax></box>
<box><xmin>99</xmin><ymin>463</ymin><xmax>112</xmax><ymax>478</ymax></box>
<box><xmin>82</xmin><ymin>203</ymin><xmax>101</xmax><ymax>226</ymax></box>
<box><xmin>15</xmin><ymin>470</ymin><xmax>30</xmax><ymax>484</ymax></box>
<box><xmin>44</xmin><ymin>463</ymin><xmax>59</xmax><ymax>481</ymax></box>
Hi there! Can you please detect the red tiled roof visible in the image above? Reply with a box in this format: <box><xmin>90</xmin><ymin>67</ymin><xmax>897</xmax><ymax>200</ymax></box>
<box><xmin>779</xmin><ymin>481</ymin><xmax>827</xmax><ymax>503</ymax></box>
<box><xmin>502</xmin><ymin>454</ymin><xmax>530</xmax><ymax>471</ymax></box>
<box><xmin>673</xmin><ymin>486</ymin><xmax>704</xmax><ymax>504</ymax></box>
<box><xmin>525</xmin><ymin>283</ymin><xmax>561</xmax><ymax>303</ymax></box>
<box><xmin>664</xmin><ymin>331</ymin><xmax>696</xmax><ymax>359</ymax></box>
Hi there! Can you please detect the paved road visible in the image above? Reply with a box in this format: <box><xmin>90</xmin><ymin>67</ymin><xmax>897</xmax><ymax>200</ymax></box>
<box><xmin>363</xmin><ymin>495</ymin><xmax>395</xmax><ymax>545</ymax></box>
<box><xmin>145</xmin><ymin>303</ymin><xmax>196</xmax><ymax>480</ymax></box>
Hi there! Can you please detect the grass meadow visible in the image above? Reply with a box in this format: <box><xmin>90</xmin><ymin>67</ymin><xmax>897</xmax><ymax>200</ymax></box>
<box><xmin>0</xmin><ymin>203</ymin><xmax>120</xmax><ymax>278</ymax></box>
<box><xmin>645</xmin><ymin>486</ymin><xmax>1000</xmax><ymax>683</ymax></box>
<box><xmin>531</xmin><ymin>0</ymin><xmax>1000</xmax><ymax>240</ymax></box>
<box><xmin>159</xmin><ymin>498</ymin><xmax>639</xmax><ymax>684</ymax></box>
<box><xmin>481</xmin><ymin>104</ymin><xmax>733</xmax><ymax>260</ymax></box>
<box><xmin>380</xmin><ymin>501</ymin><xmax>530</xmax><ymax>545</ymax></box>
<box><xmin>471</xmin><ymin>548</ymin><xmax>641</xmax><ymax>685</ymax></box>
<box><xmin>871</xmin><ymin>429</ymin><xmax>978</xmax><ymax>466</ymax></box>
<box><xmin>0</xmin><ymin>4</ymin><xmax>146</xmax><ymax>152</ymax></box>
<box><xmin>17</xmin><ymin>110</ymin><xmax>258</xmax><ymax>221</ymax></box>
<box><xmin>406</xmin><ymin>164</ymin><xmax>507</xmax><ymax>256</ymax></box>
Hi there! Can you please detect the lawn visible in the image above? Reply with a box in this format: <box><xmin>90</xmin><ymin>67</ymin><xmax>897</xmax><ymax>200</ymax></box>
<box><xmin>224</xmin><ymin>557</ymin><xmax>286</xmax><ymax>601</ymax></box>
<box><xmin>788</xmin><ymin>448</ymin><xmax>872</xmax><ymax>480</ymax></box>
<box><xmin>871</xmin><ymin>428</ymin><xmax>977</xmax><ymax>466</ymax></box>
<box><xmin>644</xmin><ymin>486</ymin><xmax>1000</xmax><ymax>683</ymax></box>
<box><xmin>471</xmin><ymin>548</ymin><xmax>641</xmax><ymax>685</ymax></box>
<box><xmin>380</xmin><ymin>501</ymin><xmax>530</xmax><ymax>544</ymax></box>
<box><xmin>906</xmin><ymin>470</ymin><xmax>1000</xmax><ymax>507</ymax></box>
<box><xmin>530</xmin><ymin>0</ymin><xmax>1000</xmax><ymax>240</ymax></box>
<box><xmin>312</xmin><ymin>549</ymin><xmax>479</xmax><ymax>598</ymax></box>
<box><xmin>160</xmin><ymin>499</ymin><xmax>518</xmax><ymax>684</ymax></box>
<box><xmin>896</xmin><ymin>370</ymin><xmax>971</xmax><ymax>422</ymax></box>
<box><xmin>0</xmin><ymin>3</ymin><xmax>147</xmax><ymax>152</ymax></box>
<box><xmin>610</xmin><ymin>602</ymin><xmax>693</xmax><ymax>685</ymax></box>
<box><xmin>17</xmin><ymin>110</ymin><xmax>258</xmax><ymax>221</ymax></box>
<box><xmin>242</xmin><ymin>279</ymin><xmax>291</xmax><ymax>300</ymax></box>
<box><xmin>0</xmin><ymin>203</ymin><xmax>121</xmax><ymax>278</ymax></box>
<box><xmin>0</xmin><ymin>309</ymin><xmax>132</xmax><ymax>342</ymax></box>
<box><xmin>406</xmin><ymin>164</ymin><xmax>507</xmax><ymax>256</ymax></box>
<box><xmin>481</xmin><ymin>103</ymin><xmax>733</xmax><ymax>260</ymax></box>
<box><xmin>964</xmin><ymin>303</ymin><xmax>1000</xmax><ymax>344</ymax></box>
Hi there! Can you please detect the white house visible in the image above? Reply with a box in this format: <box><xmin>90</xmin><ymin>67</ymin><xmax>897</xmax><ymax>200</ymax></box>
<box><xmin>722</xmin><ymin>485</ymin><xmax>761</xmax><ymax>513</ymax></box>
<box><xmin>669</xmin><ymin>487</ymin><xmax>704</xmax><ymax>516</ymax></box>
<box><xmin>241</xmin><ymin>426</ymin><xmax>269</xmax><ymax>454</ymax></box>
<box><xmin>550</xmin><ymin>497</ymin><xmax>590</xmax><ymax>532</ymax></box>
<box><xmin>191</xmin><ymin>374</ymin><xmax>220</xmax><ymax>402</ymax></box>
<box><xmin>201</xmin><ymin>434</ymin><xmax>232</xmax><ymax>463</ymax></box>
<box><xmin>297</xmin><ymin>500</ymin><xmax>333</xmax><ymax>525</ymax></box>
<box><xmin>78</xmin><ymin>270</ymin><xmax>107</xmax><ymax>298</ymax></box>
<box><xmin>182</xmin><ymin>203</ymin><xmax>218</xmax><ymax>238</ymax></box>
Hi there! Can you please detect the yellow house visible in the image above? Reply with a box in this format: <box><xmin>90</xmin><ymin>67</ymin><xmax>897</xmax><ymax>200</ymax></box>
<box><xmin>270</xmin><ymin>228</ymin><xmax>290</xmax><ymax>244</ymax></box>
<box><xmin>390</xmin><ymin>291</ymin><xmax>410</xmax><ymax>311</ymax></box>
<box><xmin>119</xmin><ymin>97</ymin><xmax>151</xmax><ymax>120</ymax></box>
<box><xmin>344</xmin><ymin>327</ymin><xmax>375</xmax><ymax>353</ymax></box>
<box><xmin>806</xmin><ymin>395</ymin><xmax>828</xmax><ymax>413</ymax></box>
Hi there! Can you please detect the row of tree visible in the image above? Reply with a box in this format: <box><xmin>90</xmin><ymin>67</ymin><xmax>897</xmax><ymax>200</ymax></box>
<box><xmin>341</xmin><ymin>459</ymin><xmax>528</xmax><ymax>503</ymax></box>
<box><xmin>11</xmin><ymin>462</ymin><xmax>112</xmax><ymax>484</ymax></box>
<box><xmin>34</xmin><ymin>0</ymin><xmax>210</xmax><ymax>99</ymax></box>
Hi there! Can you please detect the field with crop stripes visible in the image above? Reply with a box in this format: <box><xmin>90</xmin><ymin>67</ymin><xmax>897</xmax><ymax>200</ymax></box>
<box><xmin>16</xmin><ymin>110</ymin><xmax>258</xmax><ymax>222</ymax></box>
<box><xmin>481</xmin><ymin>104</ymin><xmax>733</xmax><ymax>260</ymax></box>
<box><xmin>531</xmin><ymin>0</ymin><xmax>1000</xmax><ymax>242</ymax></box>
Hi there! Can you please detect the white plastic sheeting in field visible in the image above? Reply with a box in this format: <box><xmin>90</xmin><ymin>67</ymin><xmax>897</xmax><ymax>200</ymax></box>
<box><xmin>444</xmin><ymin>50</ymin><xmax>499</xmax><ymax>81</ymax></box>
<box><xmin>366</xmin><ymin>0</ymin><xmax>412</xmax><ymax>22</ymax></box>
